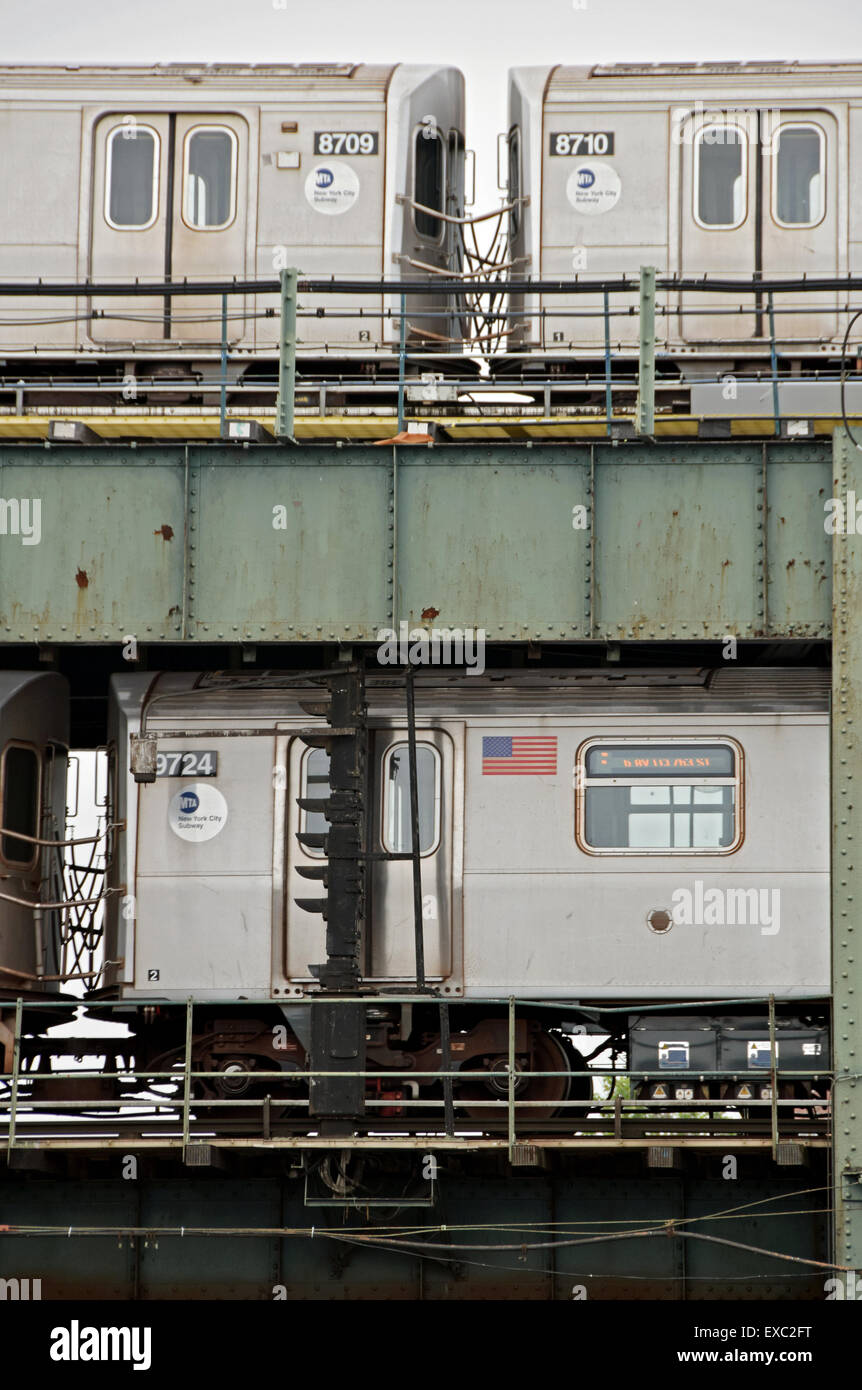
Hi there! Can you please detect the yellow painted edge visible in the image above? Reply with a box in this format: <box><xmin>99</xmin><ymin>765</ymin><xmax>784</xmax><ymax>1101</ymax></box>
<box><xmin>0</xmin><ymin>413</ymin><xmax>861</xmax><ymax>442</ymax></box>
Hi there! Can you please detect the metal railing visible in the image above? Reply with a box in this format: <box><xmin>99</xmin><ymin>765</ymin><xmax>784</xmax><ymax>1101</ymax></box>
<box><xmin>3</xmin><ymin>270</ymin><xmax>862</xmax><ymax>438</ymax></box>
<box><xmin>0</xmin><ymin>994</ymin><xmax>831</xmax><ymax>1159</ymax></box>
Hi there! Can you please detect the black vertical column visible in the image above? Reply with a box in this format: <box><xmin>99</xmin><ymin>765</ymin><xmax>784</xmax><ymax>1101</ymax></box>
<box><xmin>295</xmin><ymin>668</ymin><xmax>367</xmax><ymax>1120</ymax></box>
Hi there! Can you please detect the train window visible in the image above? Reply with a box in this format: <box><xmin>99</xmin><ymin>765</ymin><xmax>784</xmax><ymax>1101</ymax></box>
<box><xmin>414</xmin><ymin>127</ymin><xmax>445</xmax><ymax>241</ymax></box>
<box><xmin>694</xmin><ymin>125</ymin><xmax>747</xmax><ymax>229</ymax></box>
<box><xmin>576</xmin><ymin>739</ymin><xmax>741</xmax><ymax>854</ymax></box>
<box><xmin>299</xmin><ymin>747</ymin><xmax>331</xmax><ymax>858</ymax></box>
<box><xmin>105</xmin><ymin>125</ymin><xmax>160</xmax><ymax>230</ymax></box>
<box><xmin>508</xmin><ymin>127</ymin><xmax>521</xmax><ymax>237</ymax></box>
<box><xmin>182</xmin><ymin>126</ymin><xmax>237</xmax><ymax>230</ymax></box>
<box><xmin>772</xmin><ymin>124</ymin><xmax>824</xmax><ymax>227</ymax></box>
<box><xmin>382</xmin><ymin>743</ymin><xmax>441</xmax><ymax>855</ymax></box>
<box><xmin>0</xmin><ymin>743</ymin><xmax>40</xmax><ymax>868</ymax></box>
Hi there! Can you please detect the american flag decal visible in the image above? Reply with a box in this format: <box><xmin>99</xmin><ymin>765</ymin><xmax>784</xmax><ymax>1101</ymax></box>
<box><xmin>482</xmin><ymin>735</ymin><xmax>558</xmax><ymax>775</ymax></box>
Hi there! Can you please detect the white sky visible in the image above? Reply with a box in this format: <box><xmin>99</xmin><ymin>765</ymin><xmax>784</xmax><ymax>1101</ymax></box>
<box><xmin>3</xmin><ymin>0</ymin><xmax>862</xmax><ymax>210</ymax></box>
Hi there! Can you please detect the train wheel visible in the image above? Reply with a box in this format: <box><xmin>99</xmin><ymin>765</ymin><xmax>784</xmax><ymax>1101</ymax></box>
<box><xmin>457</xmin><ymin>1030</ymin><xmax>588</xmax><ymax>1124</ymax></box>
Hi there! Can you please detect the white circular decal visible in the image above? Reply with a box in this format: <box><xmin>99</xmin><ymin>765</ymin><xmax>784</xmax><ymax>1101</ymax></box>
<box><xmin>566</xmin><ymin>161</ymin><xmax>621</xmax><ymax>215</ymax></box>
<box><xmin>168</xmin><ymin>783</ymin><xmax>228</xmax><ymax>843</ymax></box>
<box><xmin>305</xmin><ymin>160</ymin><xmax>360</xmax><ymax>216</ymax></box>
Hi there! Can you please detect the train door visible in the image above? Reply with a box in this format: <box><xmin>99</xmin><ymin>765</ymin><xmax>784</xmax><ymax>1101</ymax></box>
<box><xmin>404</xmin><ymin>125</ymin><xmax>452</xmax><ymax>348</ymax></box>
<box><xmin>89</xmin><ymin>112</ymin><xmax>248</xmax><ymax>344</ymax></box>
<box><xmin>368</xmin><ymin>728</ymin><xmax>454</xmax><ymax>982</ymax></box>
<box><xmin>679</xmin><ymin>108</ymin><xmax>839</xmax><ymax>342</ymax></box>
<box><xmin>89</xmin><ymin>115</ymin><xmax>170</xmax><ymax>342</ymax></box>
<box><xmin>283</xmin><ymin>726</ymin><xmax>457</xmax><ymax>987</ymax></box>
<box><xmin>760</xmin><ymin>112</ymin><xmax>838</xmax><ymax>338</ymax></box>
<box><xmin>283</xmin><ymin>735</ymin><xmax>336</xmax><ymax>985</ymax></box>
<box><xmin>679</xmin><ymin>110</ymin><xmax>758</xmax><ymax>341</ymax></box>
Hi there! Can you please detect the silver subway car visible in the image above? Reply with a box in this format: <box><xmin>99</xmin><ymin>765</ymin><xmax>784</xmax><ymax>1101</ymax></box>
<box><xmin>505</xmin><ymin>61</ymin><xmax>862</xmax><ymax>362</ymax></box>
<box><xmin>0</xmin><ymin>673</ymin><xmax>69</xmax><ymax>994</ymax></box>
<box><xmin>104</xmin><ymin>667</ymin><xmax>829</xmax><ymax>1111</ymax></box>
<box><xmin>0</xmin><ymin>63</ymin><xmax>465</xmax><ymax>365</ymax></box>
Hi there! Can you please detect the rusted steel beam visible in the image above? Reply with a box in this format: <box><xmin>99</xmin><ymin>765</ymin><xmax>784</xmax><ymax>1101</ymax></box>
<box><xmin>832</xmin><ymin>426</ymin><xmax>862</xmax><ymax>1274</ymax></box>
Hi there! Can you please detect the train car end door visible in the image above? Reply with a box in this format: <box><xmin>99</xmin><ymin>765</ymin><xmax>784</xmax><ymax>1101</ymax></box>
<box><xmin>281</xmin><ymin>723</ymin><xmax>461</xmax><ymax>992</ymax></box>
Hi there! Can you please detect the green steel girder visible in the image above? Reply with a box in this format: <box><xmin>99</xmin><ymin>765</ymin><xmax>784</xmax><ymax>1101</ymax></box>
<box><xmin>832</xmin><ymin>427</ymin><xmax>862</xmax><ymax>1281</ymax></box>
<box><xmin>636</xmin><ymin>266</ymin><xmax>656</xmax><ymax>437</ymax></box>
<box><xmin>0</xmin><ymin>440</ymin><xmax>832</xmax><ymax>644</ymax></box>
<box><xmin>275</xmin><ymin>267</ymin><xmax>298</xmax><ymax>442</ymax></box>
<box><xmin>0</xmin><ymin>1164</ymin><xmax>829</xmax><ymax>1299</ymax></box>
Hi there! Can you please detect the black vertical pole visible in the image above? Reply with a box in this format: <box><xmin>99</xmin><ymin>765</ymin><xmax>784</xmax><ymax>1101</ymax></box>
<box><xmin>754</xmin><ymin>111</ymin><xmax>764</xmax><ymax>339</ymax></box>
<box><xmin>439</xmin><ymin>999</ymin><xmax>455</xmax><ymax>1136</ymax></box>
<box><xmin>405</xmin><ymin>667</ymin><xmax>426</xmax><ymax>990</ymax></box>
<box><xmin>296</xmin><ymin>666</ymin><xmax>367</xmax><ymax>1124</ymax></box>
<box><xmin>163</xmin><ymin>113</ymin><xmax>176</xmax><ymax>339</ymax></box>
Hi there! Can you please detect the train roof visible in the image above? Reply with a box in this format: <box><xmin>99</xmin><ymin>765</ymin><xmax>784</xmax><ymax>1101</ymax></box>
<box><xmin>513</xmin><ymin>61</ymin><xmax>862</xmax><ymax>100</ymax></box>
<box><xmin>0</xmin><ymin>670</ymin><xmax>68</xmax><ymax>702</ymax></box>
<box><xmin>0</xmin><ymin>63</ymin><xmax>407</xmax><ymax>93</ymax></box>
<box><xmin>585</xmin><ymin>62</ymin><xmax>862</xmax><ymax>78</ymax></box>
<box><xmin>0</xmin><ymin>671</ymin><xmax>70</xmax><ymax>742</ymax></box>
<box><xmin>112</xmin><ymin>666</ymin><xmax>830</xmax><ymax>726</ymax></box>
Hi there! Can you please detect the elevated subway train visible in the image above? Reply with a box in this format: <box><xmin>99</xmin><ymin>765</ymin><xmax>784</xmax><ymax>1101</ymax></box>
<box><xmin>3</xmin><ymin>61</ymin><xmax>862</xmax><ymax>397</ymax></box>
<box><xmin>504</xmin><ymin>60</ymin><xmax>862</xmax><ymax>366</ymax></box>
<box><xmin>0</xmin><ymin>63</ymin><xmax>466</xmax><ymax>374</ymax></box>
<box><xmin>82</xmin><ymin>664</ymin><xmax>831</xmax><ymax>1117</ymax></box>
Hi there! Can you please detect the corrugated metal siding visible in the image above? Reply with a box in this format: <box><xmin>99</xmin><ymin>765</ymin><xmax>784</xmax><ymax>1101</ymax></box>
<box><xmin>141</xmin><ymin>667</ymin><xmax>830</xmax><ymax>725</ymax></box>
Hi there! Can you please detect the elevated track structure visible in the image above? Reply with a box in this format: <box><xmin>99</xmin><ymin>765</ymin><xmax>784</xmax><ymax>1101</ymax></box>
<box><xmin>0</xmin><ymin>272</ymin><xmax>856</xmax><ymax>1298</ymax></box>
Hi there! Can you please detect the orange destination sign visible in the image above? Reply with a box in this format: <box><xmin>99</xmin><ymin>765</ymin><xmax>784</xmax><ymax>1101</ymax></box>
<box><xmin>585</xmin><ymin>745</ymin><xmax>734</xmax><ymax>778</ymax></box>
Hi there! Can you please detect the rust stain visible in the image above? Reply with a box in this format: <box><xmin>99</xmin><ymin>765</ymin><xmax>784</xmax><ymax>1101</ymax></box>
<box><xmin>721</xmin><ymin>559</ymin><xmax>732</xmax><ymax>568</ymax></box>
<box><xmin>75</xmin><ymin>569</ymin><xmax>88</xmax><ymax>589</ymax></box>
<box><xmin>167</xmin><ymin>605</ymin><xmax>181</xmax><ymax>617</ymax></box>
<box><xmin>373</xmin><ymin>430</ymin><xmax>434</xmax><ymax>445</ymax></box>
<box><xmin>787</xmin><ymin>558</ymin><xmax>796</xmax><ymax>569</ymax></box>
<box><xmin>421</xmin><ymin>606</ymin><xmax>440</xmax><ymax>621</ymax></box>
<box><xmin>154</xmin><ymin>524</ymin><xmax>174</xmax><ymax>541</ymax></box>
